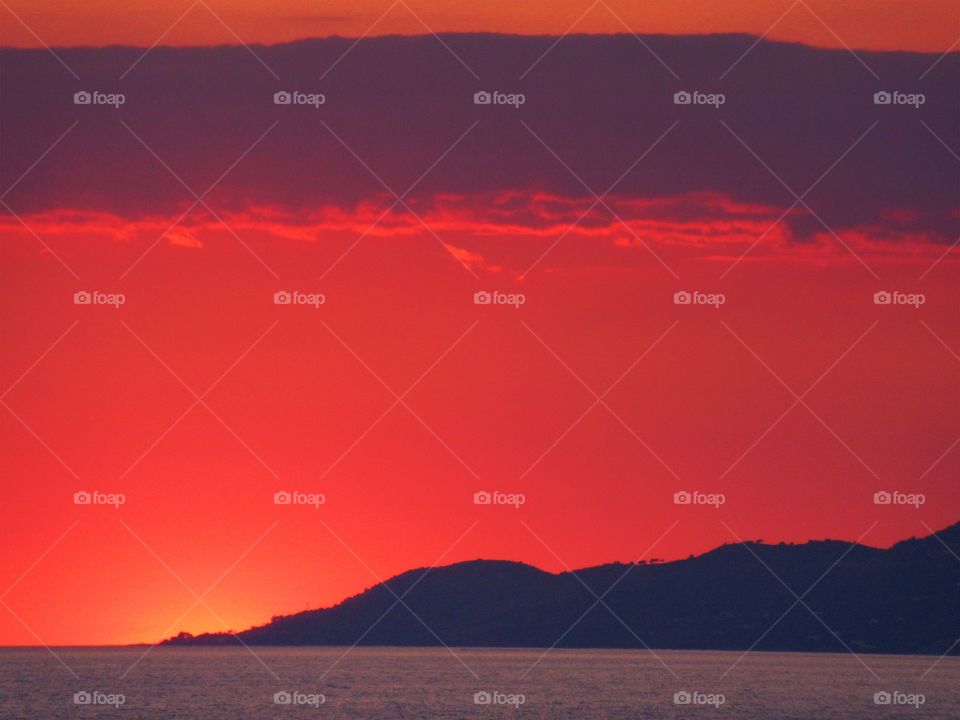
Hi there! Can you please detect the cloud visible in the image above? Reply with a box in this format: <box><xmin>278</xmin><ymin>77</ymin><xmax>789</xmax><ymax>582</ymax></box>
<box><xmin>2</xmin><ymin>192</ymin><xmax>953</xmax><ymax>274</ymax></box>
<box><xmin>445</xmin><ymin>244</ymin><xmax>501</xmax><ymax>272</ymax></box>
<box><xmin>0</xmin><ymin>34</ymin><xmax>956</xmax><ymax>251</ymax></box>
<box><xmin>166</xmin><ymin>228</ymin><xmax>203</xmax><ymax>249</ymax></box>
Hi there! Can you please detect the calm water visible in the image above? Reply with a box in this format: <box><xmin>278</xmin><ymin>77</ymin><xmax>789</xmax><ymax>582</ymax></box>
<box><xmin>0</xmin><ymin>647</ymin><xmax>957</xmax><ymax>719</ymax></box>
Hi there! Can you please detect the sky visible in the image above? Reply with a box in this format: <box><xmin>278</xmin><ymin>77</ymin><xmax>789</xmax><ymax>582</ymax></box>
<box><xmin>2</xmin><ymin>0</ymin><xmax>959</xmax><ymax>51</ymax></box>
<box><xmin>0</xmin><ymin>4</ymin><xmax>959</xmax><ymax>648</ymax></box>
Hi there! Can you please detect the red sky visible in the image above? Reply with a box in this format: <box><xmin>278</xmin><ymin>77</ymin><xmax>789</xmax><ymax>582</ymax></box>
<box><xmin>1</xmin><ymin>0</ymin><xmax>957</xmax><ymax>51</ymax></box>
<box><xmin>1</xmin><ymin>3</ymin><xmax>959</xmax><ymax>648</ymax></box>
<box><xmin>1</xmin><ymin>200</ymin><xmax>958</xmax><ymax>646</ymax></box>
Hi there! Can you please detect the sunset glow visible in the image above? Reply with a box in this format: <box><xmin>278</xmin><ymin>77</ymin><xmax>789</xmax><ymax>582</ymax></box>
<box><xmin>2</xmin><ymin>0</ymin><xmax>958</xmax><ymax>52</ymax></box>
<box><xmin>1</xmin><ymin>1</ymin><xmax>958</xmax><ymax>656</ymax></box>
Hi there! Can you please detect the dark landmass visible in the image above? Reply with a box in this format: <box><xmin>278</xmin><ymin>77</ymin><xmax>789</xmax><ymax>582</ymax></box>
<box><xmin>165</xmin><ymin>522</ymin><xmax>960</xmax><ymax>655</ymax></box>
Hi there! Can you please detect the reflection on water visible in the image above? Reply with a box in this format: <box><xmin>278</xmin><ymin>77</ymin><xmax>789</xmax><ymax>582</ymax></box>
<box><xmin>0</xmin><ymin>647</ymin><xmax>956</xmax><ymax>719</ymax></box>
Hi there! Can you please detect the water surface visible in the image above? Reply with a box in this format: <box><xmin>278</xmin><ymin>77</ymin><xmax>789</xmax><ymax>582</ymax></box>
<box><xmin>1</xmin><ymin>647</ymin><xmax>956</xmax><ymax>718</ymax></box>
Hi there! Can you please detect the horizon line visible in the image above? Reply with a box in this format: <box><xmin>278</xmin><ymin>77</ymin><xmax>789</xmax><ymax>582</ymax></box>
<box><xmin>0</xmin><ymin>646</ymin><xmax>957</xmax><ymax>659</ymax></box>
<box><xmin>2</xmin><ymin>30</ymin><xmax>957</xmax><ymax>55</ymax></box>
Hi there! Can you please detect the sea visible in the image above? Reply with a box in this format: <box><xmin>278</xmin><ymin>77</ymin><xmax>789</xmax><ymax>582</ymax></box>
<box><xmin>0</xmin><ymin>647</ymin><xmax>956</xmax><ymax>718</ymax></box>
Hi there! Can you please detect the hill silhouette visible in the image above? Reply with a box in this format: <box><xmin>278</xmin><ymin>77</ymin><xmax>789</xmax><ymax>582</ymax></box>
<box><xmin>165</xmin><ymin>522</ymin><xmax>960</xmax><ymax>654</ymax></box>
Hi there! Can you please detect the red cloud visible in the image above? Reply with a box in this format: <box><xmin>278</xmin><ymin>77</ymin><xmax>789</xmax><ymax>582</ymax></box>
<box><xmin>1</xmin><ymin>192</ymin><xmax>953</xmax><ymax>273</ymax></box>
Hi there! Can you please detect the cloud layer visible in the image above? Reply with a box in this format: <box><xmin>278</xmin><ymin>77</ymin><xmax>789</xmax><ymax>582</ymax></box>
<box><xmin>1</xmin><ymin>34</ymin><xmax>957</xmax><ymax>254</ymax></box>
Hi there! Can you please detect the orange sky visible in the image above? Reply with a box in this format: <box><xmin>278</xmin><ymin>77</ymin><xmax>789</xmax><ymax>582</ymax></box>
<box><xmin>3</xmin><ymin>0</ymin><xmax>958</xmax><ymax>51</ymax></box>
<box><xmin>1</xmin><ymin>202</ymin><xmax>958</xmax><ymax>645</ymax></box>
<box><xmin>1</xmin><ymin>3</ymin><xmax>959</xmax><ymax>649</ymax></box>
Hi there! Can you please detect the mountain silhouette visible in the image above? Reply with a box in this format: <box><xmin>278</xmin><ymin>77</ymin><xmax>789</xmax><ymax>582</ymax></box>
<box><xmin>165</xmin><ymin>522</ymin><xmax>960</xmax><ymax>654</ymax></box>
